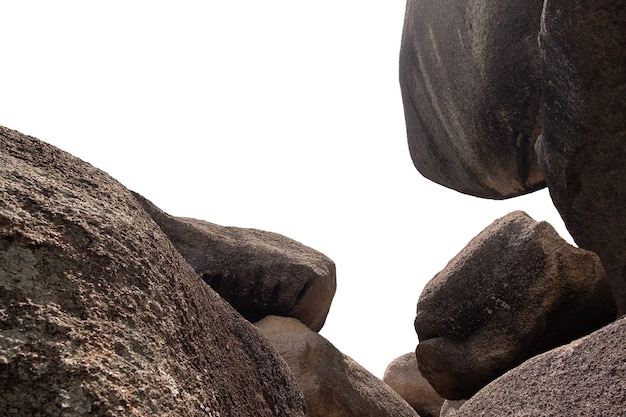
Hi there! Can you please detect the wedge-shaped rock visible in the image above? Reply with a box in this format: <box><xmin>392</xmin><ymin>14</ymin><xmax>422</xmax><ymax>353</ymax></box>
<box><xmin>256</xmin><ymin>316</ymin><xmax>419</xmax><ymax>417</ymax></box>
<box><xmin>383</xmin><ymin>352</ymin><xmax>444</xmax><ymax>417</ymax></box>
<box><xmin>400</xmin><ymin>0</ymin><xmax>545</xmax><ymax>198</ymax></box>
<box><xmin>0</xmin><ymin>126</ymin><xmax>306</xmax><ymax>416</ymax></box>
<box><xmin>135</xmin><ymin>194</ymin><xmax>336</xmax><ymax>332</ymax></box>
<box><xmin>415</xmin><ymin>211</ymin><xmax>616</xmax><ymax>399</ymax></box>
<box><xmin>454</xmin><ymin>316</ymin><xmax>626</xmax><ymax>416</ymax></box>
<box><xmin>439</xmin><ymin>400</ymin><xmax>466</xmax><ymax>417</ymax></box>
<box><xmin>536</xmin><ymin>0</ymin><xmax>626</xmax><ymax>314</ymax></box>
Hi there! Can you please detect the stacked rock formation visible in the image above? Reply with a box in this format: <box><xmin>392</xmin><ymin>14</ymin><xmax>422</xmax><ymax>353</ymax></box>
<box><xmin>415</xmin><ymin>211</ymin><xmax>615</xmax><ymax>399</ymax></box>
<box><xmin>535</xmin><ymin>0</ymin><xmax>626</xmax><ymax>314</ymax></box>
<box><xmin>131</xmin><ymin>183</ymin><xmax>418</xmax><ymax>416</ymax></box>
<box><xmin>256</xmin><ymin>316</ymin><xmax>419</xmax><ymax>417</ymax></box>
<box><xmin>0</xmin><ymin>127</ymin><xmax>306</xmax><ymax>416</ymax></box>
<box><xmin>133</xmin><ymin>192</ymin><xmax>336</xmax><ymax>332</ymax></box>
<box><xmin>0</xmin><ymin>126</ymin><xmax>417</xmax><ymax>416</ymax></box>
<box><xmin>401</xmin><ymin>0</ymin><xmax>626</xmax><ymax>414</ymax></box>
<box><xmin>452</xmin><ymin>315</ymin><xmax>626</xmax><ymax>416</ymax></box>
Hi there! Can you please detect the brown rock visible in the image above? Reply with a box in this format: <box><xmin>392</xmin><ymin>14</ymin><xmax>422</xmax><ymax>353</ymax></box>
<box><xmin>415</xmin><ymin>211</ymin><xmax>616</xmax><ymax>400</ymax></box>
<box><xmin>439</xmin><ymin>400</ymin><xmax>466</xmax><ymax>417</ymax></box>
<box><xmin>454</xmin><ymin>315</ymin><xmax>626</xmax><ymax>416</ymax></box>
<box><xmin>535</xmin><ymin>0</ymin><xmax>626</xmax><ymax>314</ymax></box>
<box><xmin>256</xmin><ymin>315</ymin><xmax>419</xmax><ymax>417</ymax></box>
<box><xmin>135</xmin><ymin>193</ymin><xmax>336</xmax><ymax>332</ymax></box>
<box><xmin>0</xmin><ymin>126</ymin><xmax>306</xmax><ymax>416</ymax></box>
<box><xmin>400</xmin><ymin>0</ymin><xmax>545</xmax><ymax>199</ymax></box>
<box><xmin>383</xmin><ymin>352</ymin><xmax>444</xmax><ymax>417</ymax></box>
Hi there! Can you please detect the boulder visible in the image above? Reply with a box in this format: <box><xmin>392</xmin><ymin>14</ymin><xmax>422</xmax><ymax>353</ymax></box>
<box><xmin>255</xmin><ymin>315</ymin><xmax>419</xmax><ymax>417</ymax></box>
<box><xmin>399</xmin><ymin>0</ymin><xmax>545</xmax><ymax>199</ymax></box>
<box><xmin>535</xmin><ymin>0</ymin><xmax>626</xmax><ymax>314</ymax></box>
<box><xmin>454</xmin><ymin>315</ymin><xmax>626</xmax><ymax>416</ymax></box>
<box><xmin>383</xmin><ymin>352</ymin><xmax>444</xmax><ymax>417</ymax></box>
<box><xmin>0</xmin><ymin>126</ymin><xmax>306</xmax><ymax>416</ymax></box>
<box><xmin>415</xmin><ymin>211</ymin><xmax>616</xmax><ymax>399</ymax></box>
<box><xmin>135</xmin><ymin>193</ymin><xmax>336</xmax><ymax>332</ymax></box>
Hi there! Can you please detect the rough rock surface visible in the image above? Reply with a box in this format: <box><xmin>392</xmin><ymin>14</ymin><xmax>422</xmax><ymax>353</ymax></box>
<box><xmin>454</xmin><ymin>315</ymin><xmax>626</xmax><ymax>417</ymax></box>
<box><xmin>135</xmin><ymin>193</ymin><xmax>336</xmax><ymax>332</ymax></box>
<box><xmin>415</xmin><ymin>211</ymin><xmax>616</xmax><ymax>400</ymax></box>
<box><xmin>0</xmin><ymin>126</ymin><xmax>306</xmax><ymax>416</ymax></box>
<box><xmin>255</xmin><ymin>315</ymin><xmax>419</xmax><ymax>417</ymax></box>
<box><xmin>535</xmin><ymin>1</ymin><xmax>626</xmax><ymax>314</ymax></box>
<box><xmin>383</xmin><ymin>352</ymin><xmax>444</xmax><ymax>417</ymax></box>
<box><xmin>439</xmin><ymin>400</ymin><xmax>466</xmax><ymax>417</ymax></box>
<box><xmin>399</xmin><ymin>0</ymin><xmax>545</xmax><ymax>199</ymax></box>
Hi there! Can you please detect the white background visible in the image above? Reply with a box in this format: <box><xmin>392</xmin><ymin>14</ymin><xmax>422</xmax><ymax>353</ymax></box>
<box><xmin>0</xmin><ymin>1</ymin><xmax>571</xmax><ymax>377</ymax></box>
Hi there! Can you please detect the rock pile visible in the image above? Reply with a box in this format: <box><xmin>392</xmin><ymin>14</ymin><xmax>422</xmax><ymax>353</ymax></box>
<box><xmin>536</xmin><ymin>0</ymin><xmax>626</xmax><ymax>315</ymax></box>
<box><xmin>401</xmin><ymin>0</ymin><xmax>626</xmax><ymax>414</ymax></box>
<box><xmin>0</xmin><ymin>126</ymin><xmax>306</xmax><ymax>416</ymax></box>
<box><xmin>134</xmin><ymin>192</ymin><xmax>336</xmax><ymax>332</ymax></box>
<box><xmin>2</xmin><ymin>0</ymin><xmax>623</xmax><ymax>414</ymax></box>
<box><xmin>415</xmin><ymin>211</ymin><xmax>615</xmax><ymax>399</ymax></box>
<box><xmin>256</xmin><ymin>316</ymin><xmax>419</xmax><ymax>417</ymax></box>
<box><xmin>0</xmin><ymin>126</ymin><xmax>413</xmax><ymax>416</ymax></box>
<box><xmin>452</xmin><ymin>315</ymin><xmax>626</xmax><ymax>416</ymax></box>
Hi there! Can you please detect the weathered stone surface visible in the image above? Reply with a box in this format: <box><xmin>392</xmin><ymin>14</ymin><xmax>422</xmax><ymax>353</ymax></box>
<box><xmin>454</xmin><ymin>315</ymin><xmax>626</xmax><ymax>416</ymax></box>
<box><xmin>256</xmin><ymin>315</ymin><xmax>419</xmax><ymax>417</ymax></box>
<box><xmin>415</xmin><ymin>211</ymin><xmax>616</xmax><ymax>400</ymax></box>
<box><xmin>536</xmin><ymin>1</ymin><xmax>626</xmax><ymax>314</ymax></box>
<box><xmin>383</xmin><ymin>352</ymin><xmax>444</xmax><ymax>417</ymax></box>
<box><xmin>135</xmin><ymin>193</ymin><xmax>336</xmax><ymax>332</ymax></box>
<box><xmin>439</xmin><ymin>400</ymin><xmax>466</xmax><ymax>417</ymax></box>
<box><xmin>400</xmin><ymin>0</ymin><xmax>545</xmax><ymax>199</ymax></box>
<box><xmin>0</xmin><ymin>126</ymin><xmax>306</xmax><ymax>416</ymax></box>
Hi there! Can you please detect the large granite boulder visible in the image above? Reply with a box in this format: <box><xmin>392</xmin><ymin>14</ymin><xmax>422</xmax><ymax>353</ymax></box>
<box><xmin>399</xmin><ymin>0</ymin><xmax>545</xmax><ymax>199</ymax></box>
<box><xmin>135</xmin><ymin>193</ymin><xmax>336</xmax><ymax>332</ymax></box>
<box><xmin>415</xmin><ymin>211</ymin><xmax>616</xmax><ymax>400</ymax></box>
<box><xmin>535</xmin><ymin>0</ymin><xmax>626</xmax><ymax>314</ymax></box>
<box><xmin>255</xmin><ymin>315</ymin><xmax>419</xmax><ymax>417</ymax></box>
<box><xmin>383</xmin><ymin>352</ymin><xmax>444</xmax><ymax>417</ymax></box>
<box><xmin>0</xmin><ymin>126</ymin><xmax>306</xmax><ymax>416</ymax></box>
<box><xmin>454</xmin><ymin>315</ymin><xmax>626</xmax><ymax>416</ymax></box>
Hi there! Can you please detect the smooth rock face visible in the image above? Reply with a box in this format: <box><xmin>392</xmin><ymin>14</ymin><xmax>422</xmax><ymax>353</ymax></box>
<box><xmin>455</xmin><ymin>316</ymin><xmax>626</xmax><ymax>417</ymax></box>
<box><xmin>383</xmin><ymin>352</ymin><xmax>444</xmax><ymax>417</ymax></box>
<box><xmin>536</xmin><ymin>1</ymin><xmax>626</xmax><ymax>314</ymax></box>
<box><xmin>400</xmin><ymin>0</ymin><xmax>546</xmax><ymax>199</ymax></box>
<box><xmin>255</xmin><ymin>316</ymin><xmax>419</xmax><ymax>417</ymax></box>
<box><xmin>415</xmin><ymin>211</ymin><xmax>616</xmax><ymax>400</ymax></box>
<box><xmin>0</xmin><ymin>126</ymin><xmax>306</xmax><ymax>417</ymax></box>
<box><xmin>135</xmin><ymin>194</ymin><xmax>336</xmax><ymax>332</ymax></box>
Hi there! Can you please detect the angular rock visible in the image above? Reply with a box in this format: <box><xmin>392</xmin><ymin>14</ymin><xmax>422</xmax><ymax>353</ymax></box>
<box><xmin>135</xmin><ymin>193</ymin><xmax>336</xmax><ymax>332</ymax></box>
<box><xmin>400</xmin><ymin>0</ymin><xmax>545</xmax><ymax>199</ymax></box>
<box><xmin>535</xmin><ymin>1</ymin><xmax>626</xmax><ymax>314</ymax></box>
<box><xmin>415</xmin><ymin>211</ymin><xmax>616</xmax><ymax>400</ymax></box>
<box><xmin>383</xmin><ymin>352</ymin><xmax>444</xmax><ymax>417</ymax></box>
<box><xmin>0</xmin><ymin>126</ymin><xmax>306</xmax><ymax>416</ymax></box>
<box><xmin>454</xmin><ymin>316</ymin><xmax>626</xmax><ymax>416</ymax></box>
<box><xmin>255</xmin><ymin>315</ymin><xmax>419</xmax><ymax>417</ymax></box>
<box><xmin>439</xmin><ymin>400</ymin><xmax>466</xmax><ymax>417</ymax></box>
